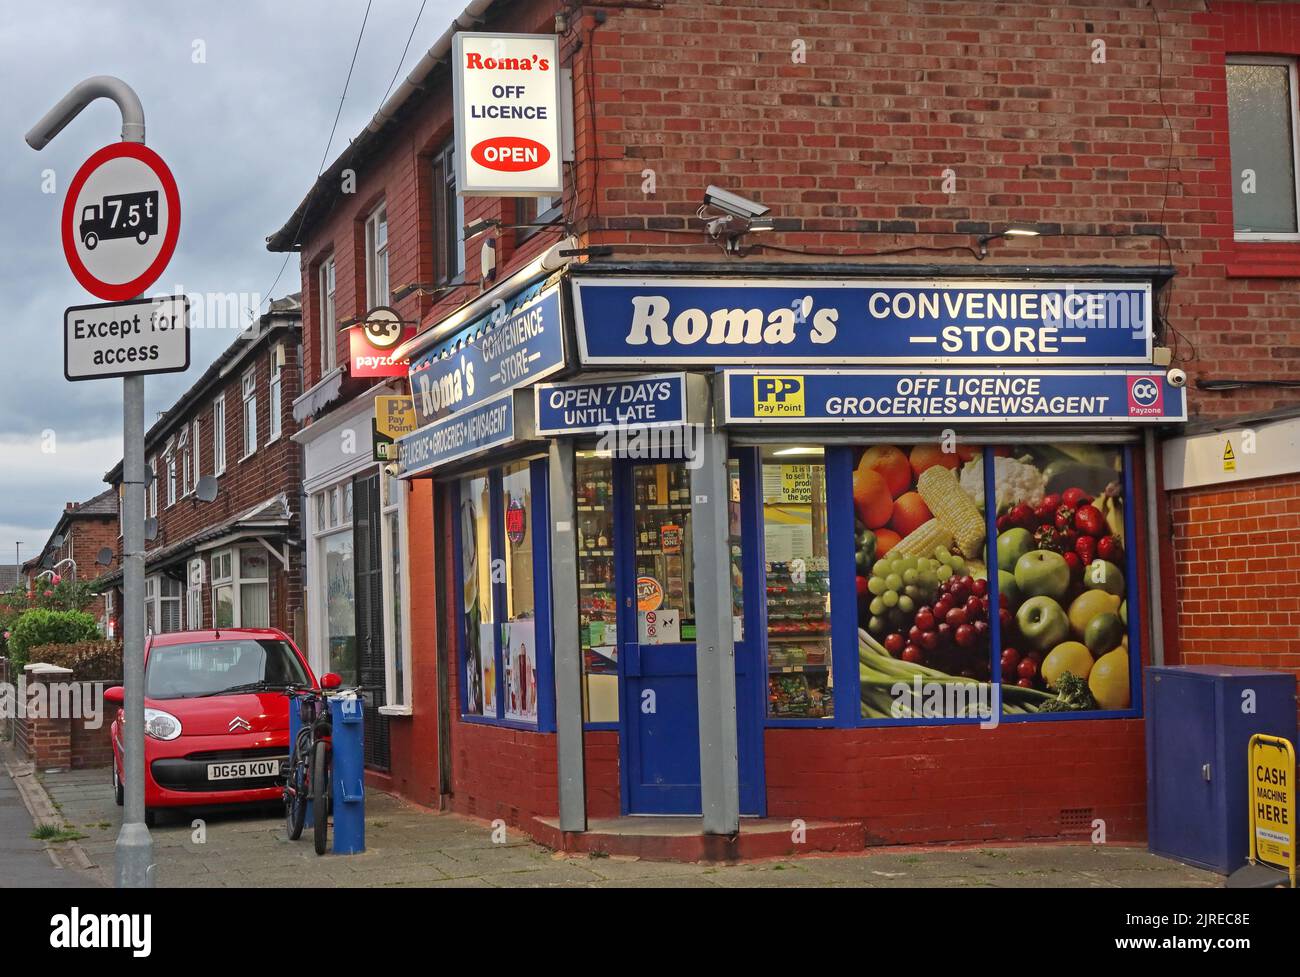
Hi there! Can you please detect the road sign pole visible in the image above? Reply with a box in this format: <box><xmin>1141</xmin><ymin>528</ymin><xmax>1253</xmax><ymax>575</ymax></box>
<box><xmin>26</xmin><ymin>75</ymin><xmax>154</xmax><ymax>887</ymax></box>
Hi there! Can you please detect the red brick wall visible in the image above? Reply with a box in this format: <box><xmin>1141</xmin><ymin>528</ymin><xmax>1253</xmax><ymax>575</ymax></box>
<box><xmin>1168</xmin><ymin>473</ymin><xmax>1300</xmax><ymax>673</ymax></box>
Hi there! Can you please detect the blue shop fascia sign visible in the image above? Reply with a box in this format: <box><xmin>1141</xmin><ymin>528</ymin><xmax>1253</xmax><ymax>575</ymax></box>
<box><xmin>572</xmin><ymin>277</ymin><xmax>1152</xmax><ymax>365</ymax></box>
<box><xmin>397</xmin><ymin>392</ymin><xmax>515</xmax><ymax>478</ymax></box>
<box><xmin>408</xmin><ymin>280</ymin><xmax>566</xmax><ymax>428</ymax></box>
<box><xmin>723</xmin><ymin>369</ymin><xmax>1186</xmax><ymax>424</ymax></box>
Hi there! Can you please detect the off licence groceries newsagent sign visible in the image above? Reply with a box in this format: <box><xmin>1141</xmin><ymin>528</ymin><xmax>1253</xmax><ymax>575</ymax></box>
<box><xmin>723</xmin><ymin>370</ymin><xmax>1187</xmax><ymax>424</ymax></box>
<box><xmin>535</xmin><ymin>373</ymin><xmax>687</xmax><ymax>435</ymax></box>
<box><xmin>573</xmin><ymin>279</ymin><xmax>1152</xmax><ymax>364</ymax></box>
<box><xmin>453</xmin><ymin>32</ymin><xmax>562</xmax><ymax>195</ymax></box>
<box><xmin>398</xmin><ymin>393</ymin><xmax>514</xmax><ymax>477</ymax></box>
<box><xmin>64</xmin><ymin>295</ymin><xmax>190</xmax><ymax>381</ymax></box>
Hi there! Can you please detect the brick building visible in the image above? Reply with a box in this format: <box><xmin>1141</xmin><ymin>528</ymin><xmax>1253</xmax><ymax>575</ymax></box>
<box><xmin>21</xmin><ymin>488</ymin><xmax>120</xmax><ymax>629</ymax></box>
<box><xmin>99</xmin><ymin>296</ymin><xmax>305</xmax><ymax>646</ymax></box>
<box><xmin>267</xmin><ymin>0</ymin><xmax>1299</xmax><ymax>854</ymax></box>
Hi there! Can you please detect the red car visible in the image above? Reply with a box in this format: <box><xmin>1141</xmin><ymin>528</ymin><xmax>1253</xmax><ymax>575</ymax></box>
<box><xmin>106</xmin><ymin>628</ymin><xmax>318</xmax><ymax>825</ymax></box>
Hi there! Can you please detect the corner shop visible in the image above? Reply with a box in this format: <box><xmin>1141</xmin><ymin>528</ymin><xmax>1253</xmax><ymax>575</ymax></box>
<box><xmin>392</xmin><ymin>259</ymin><xmax>1187</xmax><ymax>841</ymax></box>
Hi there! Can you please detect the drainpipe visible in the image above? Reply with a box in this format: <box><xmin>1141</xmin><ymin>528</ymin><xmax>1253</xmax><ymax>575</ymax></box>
<box><xmin>1143</xmin><ymin>429</ymin><xmax>1165</xmax><ymax>667</ymax></box>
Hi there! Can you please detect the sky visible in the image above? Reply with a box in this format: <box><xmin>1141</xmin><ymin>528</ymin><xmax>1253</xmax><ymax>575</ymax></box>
<box><xmin>0</xmin><ymin>0</ymin><xmax>465</xmax><ymax>565</ymax></box>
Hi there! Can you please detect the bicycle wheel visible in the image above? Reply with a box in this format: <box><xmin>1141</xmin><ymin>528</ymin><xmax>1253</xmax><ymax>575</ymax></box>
<box><xmin>284</xmin><ymin>729</ymin><xmax>310</xmax><ymax>840</ymax></box>
<box><xmin>312</xmin><ymin>740</ymin><xmax>330</xmax><ymax>856</ymax></box>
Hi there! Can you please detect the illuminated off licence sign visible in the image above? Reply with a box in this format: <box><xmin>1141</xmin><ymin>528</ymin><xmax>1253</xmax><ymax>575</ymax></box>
<box><xmin>573</xmin><ymin>279</ymin><xmax>1153</xmax><ymax>365</ymax></box>
<box><xmin>453</xmin><ymin>32</ymin><xmax>562</xmax><ymax>195</ymax></box>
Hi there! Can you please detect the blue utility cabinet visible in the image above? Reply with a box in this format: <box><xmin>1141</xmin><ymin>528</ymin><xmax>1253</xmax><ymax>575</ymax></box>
<box><xmin>1146</xmin><ymin>665</ymin><xmax>1297</xmax><ymax>874</ymax></box>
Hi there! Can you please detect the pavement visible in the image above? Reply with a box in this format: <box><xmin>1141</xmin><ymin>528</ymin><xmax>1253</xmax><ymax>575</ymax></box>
<box><xmin>6</xmin><ymin>763</ymin><xmax>1224</xmax><ymax>888</ymax></box>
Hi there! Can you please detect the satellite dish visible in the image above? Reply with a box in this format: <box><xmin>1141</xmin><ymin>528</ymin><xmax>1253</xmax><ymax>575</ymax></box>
<box><xmin>145</xmin><ymin>468</ymin><xmax>156</xmax><ymax>485</ymax></box>
<box><xmin>195</xmin><ymin>475</ymin><xmax>218</xmax><ymax>504</ymax></box>
<box><xmin>50</xmin><ymin>534</ymin><xmax>65</xmax><ymax>549</ymax></box>
<box><xmin>96</xmin><ymin>547</ymin><xmax>114</xmax><ymax>566</ymax></box>
<box><xmin>144</xmin><ymin>517</ymin><xmax>159</xmax><ymax>542</ymax></box>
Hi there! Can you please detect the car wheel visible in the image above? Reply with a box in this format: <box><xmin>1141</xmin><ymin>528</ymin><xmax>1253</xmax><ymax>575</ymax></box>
<box><xmin>112</xmin><ymin>764</ymin><xmax>124</xmax><ymax>807</ymax></box>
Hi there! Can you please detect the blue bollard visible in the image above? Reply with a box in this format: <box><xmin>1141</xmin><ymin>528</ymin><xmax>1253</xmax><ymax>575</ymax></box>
<box><xmin>328</xmin><ymin>693</ymin><xmax>366</xmax><ymax>854</ymax></box>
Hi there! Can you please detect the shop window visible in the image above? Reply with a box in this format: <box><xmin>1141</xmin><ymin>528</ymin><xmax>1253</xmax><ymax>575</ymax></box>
<box><xmin>1227</xmin><ymin>56</ymin><xmax>1300</xmax><ymax>239</ymax></box>
<box><xmin>459</xmin><ymin>475</ymin><xmax>495</xmax><ymax>717</ymax></box>
<box><xmin>455</xmin><ymin>460</ymin><xmax>552</xmax><ymax>729</ymax></box>
<box><xmin>844</xmin><ymin>442</ymin><xmax>1138</xmax><ymax>724</ymax></box>
<box><xmin>501</xmin><ymin>462</ymin><xmax>538</xmax><ymax>723</ymax></box>
<box><xmin>576</xmin><ymin>451</ymin><xmax>617</xmax><ymax>723</ymax></box>
<box><xmin>380</xmin><ymin>473</ymin><xmax>411</xmax><ymax>710</ymax></box>
<box><xmin>761</xmin><ymin>447</ymin><xmax>833</xmax><ymax>719</ymax></box>
<box><xmin>310</xmin><ymin>484</ymin><xmax>356</xmax><ymax>686</ymax></box>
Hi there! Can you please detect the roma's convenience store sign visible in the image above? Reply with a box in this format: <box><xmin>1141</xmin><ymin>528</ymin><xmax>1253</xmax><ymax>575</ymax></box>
<box><xmin>573</xmin><ymin>278</ymin><xmax>1153</xmax><ymax>365</ymax></box>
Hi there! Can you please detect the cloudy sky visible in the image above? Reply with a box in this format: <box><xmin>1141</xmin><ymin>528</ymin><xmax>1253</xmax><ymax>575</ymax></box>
<box><xmin>0</xmin><ymin>0</ymin><xmax>463</xmax><ymax>565</ymax></box>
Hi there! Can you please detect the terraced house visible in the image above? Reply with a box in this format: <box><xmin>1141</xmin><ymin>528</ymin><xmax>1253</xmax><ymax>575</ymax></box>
<box><xmin>99</xmin><ymin>296</ymin><xmax>305</xmax><ymax>646</ymax></box>
<box><xmin>266</xmin><ymin>0</ymin><xmax>1300</xmax><ymax>859</ymax></box>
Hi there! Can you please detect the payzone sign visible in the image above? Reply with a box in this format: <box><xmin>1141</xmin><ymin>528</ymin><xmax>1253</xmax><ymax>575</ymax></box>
<box><xmin>453</xmin><ymin>32</ymin><xmax>562</xmax><ymax>196</ymax></box>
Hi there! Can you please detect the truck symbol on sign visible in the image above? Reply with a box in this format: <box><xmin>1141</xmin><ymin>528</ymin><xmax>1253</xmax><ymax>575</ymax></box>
<box><xmin>79</xmin><ymin>190</ymin><xmax>158</xmax><ymax>250</ymax></box>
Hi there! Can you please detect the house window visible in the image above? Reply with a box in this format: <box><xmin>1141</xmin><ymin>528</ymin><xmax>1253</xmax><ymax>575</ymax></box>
<box><xmin>213</xmin><ymin>395</ymin><xmax>227</xmax><ymax>474</ymax></box>
<box><xmin>318</xmin><ymin>256</ymin><xmax>337</xmax><ymax>375</ymax></box>
<box><xmin>1227</xmin><ymin>55</ymin><xmax>1300</xmax><ymax>239</ymax></box>
<box><xmin>179</xmin><ymin>427</ymin><xmax>190</xmax><ymax>496</ymax></box>
<box><xmin>191</xmin><ymin>419</ymin><xmax>201</xmax><ymax>486</ymax></box>
<box><xmin>432</xmin><ymin>144</ymin><xmax>465</xmax><ymax>283</ymax></box>
<box><xmin>186</xmin><ymin>559</ymin><xmax>203</xmax><ymax>630</ymax></box>
<box><xmin>165</xmin><ymin>442</ymin><xmax>177</xmax><ymax>508</ymax></box>
<box><xmin>365</xmin><ymin>205</ymin><xmax>389</xmax><ymax>307</ymax></box>
<box><xmin>208</xmin><ymin>546</ymin><xmax>270</xmax><ymax>628</ymax></box>
<box><xmin>241</xmin><ymin>369</ymin><xmax>257</xmax><ymax>459</ymax></box>
<box><xmin>145</xmin><ymin>574</ymin><xmax>183</xmax><ymax>634</ymax></box>
<box><xmin>268</xmin><ymin>346</ymin><xmax>283</xmax><ymax>442</ymax></box>
<box><xmin>517</xmin><ymin>194</ymin><xmax>562</xmax><ymax>240</ymax></box>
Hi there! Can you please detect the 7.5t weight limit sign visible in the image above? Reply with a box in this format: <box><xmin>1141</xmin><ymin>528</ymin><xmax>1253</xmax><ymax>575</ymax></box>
<box><xmin>62</xmin><ymin>142</ymin><xmax>179</xmax><ymax>301</ymax></box>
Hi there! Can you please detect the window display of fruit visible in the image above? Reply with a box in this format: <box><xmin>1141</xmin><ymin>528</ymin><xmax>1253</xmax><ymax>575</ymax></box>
<box><xmin>983</xmin><ymin>444</ymin><xmax>1132</xmax><ymax>712</ymax></box>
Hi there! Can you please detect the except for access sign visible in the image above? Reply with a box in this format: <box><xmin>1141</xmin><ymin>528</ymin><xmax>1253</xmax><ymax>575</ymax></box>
<box><xmin>722</xmin><ymin>369</ymin><xmax>1187</xmax><ymax>424</ymax></box>
<box><xmin>64</xmin><ymin>295</ymin><xmax>190</xmax><ymax>381</ymax></box>
<box><xmin>62</xmin><ymin>143</ymin><xmax>181</xmax><ymax>302</ymax></box>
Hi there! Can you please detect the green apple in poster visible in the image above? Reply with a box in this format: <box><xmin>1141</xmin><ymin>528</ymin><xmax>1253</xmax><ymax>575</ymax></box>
<box><xmin>996</xmin><ymin>527</ymin><xmax>1034</xmax><ymax>572</ymax></box>
<box><xmin>1084</xmin><ymin>559</ymin><xmax>1125</xmax><ymax>597</ymax></box>
<box><xmin>1016</xmin><ymin>595</ymin><xmax>1070</xmax><ymax>652</ymax></box>
<box><xmin>1014</xmin><ymin>549</ymin><xmax>1070</xmax><ymax>601</ymax></box>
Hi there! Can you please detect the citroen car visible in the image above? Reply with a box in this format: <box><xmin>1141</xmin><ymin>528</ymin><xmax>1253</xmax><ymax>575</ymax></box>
<box><xmin>106</xmin><ymin>628</ymin><xmax>318</xmax><ymax>825</ymax></box>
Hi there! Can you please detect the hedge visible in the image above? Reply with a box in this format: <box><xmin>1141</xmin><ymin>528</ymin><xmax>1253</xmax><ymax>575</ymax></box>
<box><xmin>25</xmin><ymin>640</ymin><xmax>123</xmax><ymax>682</ymax></box>
<box><xmin>7</xmin><ymin>609</ymin><xmax>101</xmax><ymax>670</ymax></box>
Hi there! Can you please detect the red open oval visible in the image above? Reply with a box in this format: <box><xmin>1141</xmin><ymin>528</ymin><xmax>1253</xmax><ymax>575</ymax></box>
<box><xmin>471</xmin><ymin>136</ymin><xmax>551</xmax><ymax>173</ymax></box>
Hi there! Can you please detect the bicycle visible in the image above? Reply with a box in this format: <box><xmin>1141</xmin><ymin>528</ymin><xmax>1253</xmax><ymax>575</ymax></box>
<box><xmin>281</xmin><ymin>680</ymin><xmax>361</xmax><ymax>855</ymax></box>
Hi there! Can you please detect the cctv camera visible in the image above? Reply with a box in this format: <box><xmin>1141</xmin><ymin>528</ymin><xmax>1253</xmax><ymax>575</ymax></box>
<box><xmin>383</xmin><ymin>463</ymin><xmax>400</xmax><ymax>478</ymax></box>
<box><xmin>1166</xmin><ymin>368</ymin><xmax>1187</xmax><ymax>388</ymax></box>
<box><xmin>703</xmin><ymin>185</ymin><xmax>769</xmax><ymax>220</ymax></box>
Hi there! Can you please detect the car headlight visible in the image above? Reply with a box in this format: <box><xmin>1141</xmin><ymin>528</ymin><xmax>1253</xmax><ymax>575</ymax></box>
<box><xmin>143</xmin><ymin>708</ymin><xmax>182</xmax><ymax>741</ymax></box>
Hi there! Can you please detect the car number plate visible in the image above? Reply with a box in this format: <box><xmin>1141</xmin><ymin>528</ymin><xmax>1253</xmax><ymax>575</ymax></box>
<box><xmin>207</xmin><ymin>759</ymin><xmax>282</xmax><ymax>781</ymax></box>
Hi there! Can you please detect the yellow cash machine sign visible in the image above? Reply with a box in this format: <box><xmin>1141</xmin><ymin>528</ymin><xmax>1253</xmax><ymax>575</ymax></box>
<box><xmin>1249</xmin><ymin>734</ymin><xmax>1297</xmax><ymax>886</ymax></box>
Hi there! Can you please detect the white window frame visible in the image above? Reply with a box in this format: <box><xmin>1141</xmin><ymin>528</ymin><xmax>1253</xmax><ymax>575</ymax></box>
<box><xmin>191</xmin><ymin>418</ymin><xmax>201</xmax><ymax>486</ymax></box>
<box><xmin>209</xmin><ymin>546</ymin><xmax>271</xmax><ymax>628</ymax></box>
<box><xmin>145</xmin><ymin>574</ymin><xmax>183</xmax><ymax>634</ymax></box>
<box><xmin>308</xmin><ymin>479</ymin><xmax>355</xmax><ymax>680</ymax></box>
<box><xmin>318</xmin><ymin>257</ymin><xmax>337</xmax><ymax>375</ymax></box>
<box><xmin>241</xmin><ymin>368</ymin><xmax>257</xmax><ymax>460</ymax></box>
<box><xmin>1228</xmin><ymin>54</ymin><xmax>1300</xmax><ymax>242</ymax></box>
<box><xmin>213</xmin><ymin>395</ymin><xmax>227</xmax><ymax>475</ymax></box>
<box><xmin>379</xmin><ymin>474</ymin><xmax>413</xmax><ymax>714</ymax></box>
<box><xmin>365</xmin><ymin>204</ymin><xmax>389</xmax><ymax>307</ymax></box>
<box><xmin>147</xmin><ymin>459</ymin><xmax>157</xmax><ymax>518</ymax></box>
<box><xmin>179</xmin><ymin>427</ymin><xmax>191</xmax><ymax>497</ymax></box>
<box><xmin>165</xmin><ymin>440</ymin><xmax>176</xmax><ymax>509</ymax></box>
<box><xmin>268</xmin><ymin>345</ymin><xmax>283</xmax><ymax>443</ymax></box>
<box><xmin>186</xmin><ymin>560</ymin><xmax>203</xmax><ymax>631</ymax></box>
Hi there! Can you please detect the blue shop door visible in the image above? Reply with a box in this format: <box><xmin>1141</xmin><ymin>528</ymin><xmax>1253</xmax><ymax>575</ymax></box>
<box><xmin>617</xmin><ymin>458</ymin><xmax>764</xmax><ymax>816</ymax></box>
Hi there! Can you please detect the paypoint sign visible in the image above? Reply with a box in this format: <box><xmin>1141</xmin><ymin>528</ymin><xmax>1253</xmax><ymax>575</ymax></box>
<box><xmin>453</xmin><ymin>32</ymin><xmax>562</xmax><ymax>196</ymax></box>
